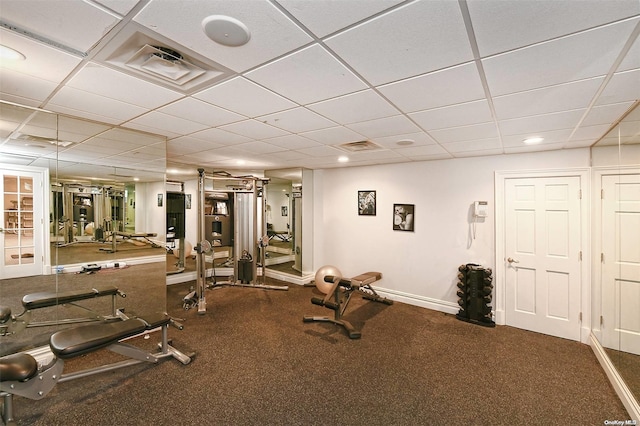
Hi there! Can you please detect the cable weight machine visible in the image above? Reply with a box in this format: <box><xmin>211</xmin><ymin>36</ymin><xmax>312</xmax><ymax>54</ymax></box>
<box><xmin>190</xmin><ymin>169</ymin><xmax>287</xmax><ymax>315</ymax></box>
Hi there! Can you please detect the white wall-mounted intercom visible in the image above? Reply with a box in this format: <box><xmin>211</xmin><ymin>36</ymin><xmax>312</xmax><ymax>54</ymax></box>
<box><xmin>473</xmin><ymin>201</ymin><xmax>488</xmax><ymax>218</ymax></box>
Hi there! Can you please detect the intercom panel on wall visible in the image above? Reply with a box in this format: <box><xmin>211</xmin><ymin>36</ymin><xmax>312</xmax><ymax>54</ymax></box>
<box><xmin>474</xmin><ymin>201</ymin><xmax>488</xmax><ymax>218</ymax></box>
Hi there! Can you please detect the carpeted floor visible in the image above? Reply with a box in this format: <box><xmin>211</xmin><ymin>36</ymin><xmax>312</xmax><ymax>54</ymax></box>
<box><xmin>3</xmin><ymin>279</ymin><xmax>633</xmax><ymax>425</ymax></box>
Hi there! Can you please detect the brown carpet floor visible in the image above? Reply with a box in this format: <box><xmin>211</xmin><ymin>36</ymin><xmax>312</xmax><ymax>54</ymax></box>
<box><xmin>3</xmin><ymin>279</ymin><xmax>632</xmax><ymax>425</ymax></box>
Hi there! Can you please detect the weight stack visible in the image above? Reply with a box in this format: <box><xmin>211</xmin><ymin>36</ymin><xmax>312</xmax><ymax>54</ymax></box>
<box><xmin>455</xmin><ymin>263</ymin><xmax>495</xmax><ymax>327</ymax></box>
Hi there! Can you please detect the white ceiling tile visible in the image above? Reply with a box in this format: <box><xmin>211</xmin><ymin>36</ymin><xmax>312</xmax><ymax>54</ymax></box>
<box><xmin>499</xmin><ymin>109</ymin><xmax>586</xmax><ymax>136</ymax></box>
<box><xmin>442</xmin><ymin>138</ymin><xmax>502</xmax><ymax>153</ymax></box>
<box><xmin>493</xmin><ymin>77</ymin><xmax>605</xmax><ymax>120</ymax></box>
<box><xmin>46</xmin><ymin>86</ymin><xmax>147</xmax><ymax>124</ymax></box>
<box><xmin>194</xmin><ymin>77</ymin><xmax>296</xmax><ymax>118</ymax></box>
<box><xmin>581</xmin><ymin>102</ymin><xmax>635</xmax><ymax>127</ymax></box>
<box><xmin>159</xmin><ymin>98</ymin><xmax>245</xmax><ymax>127</ymax></box>
<box><xmin>409</xmin><ymin>100</ymin><xmax>493</xmax><ymax>131</ymax></box>
<box><xmin>94</xmin><ymin>0</ymin><xmax>140</xmax><ymax>16</ymax></box>
<box><xmin>257</xmin><ymin>107</ymin><xmax>336</xmax><ymax>133</ymax></box>
<box><xmin>378</xmin><ymin>63</ymin><xmax>486</xmax><ymax>113</ymax></box>
<box><xmin>325</xmin><ymin>1</ymin><xmax>473</xmax><ymax>85</ymax></box>
<box><xmin>58</xmin><ymin>117</ymin><xmax>111</xmax><ymax>142</ymax></box>
<box><xmin>167</xmin><ymin>136</ymin><xmax>225</xmax><ymax>155</ymax></box>
<box><xmin>342</xmin><ymin>149</ymin><xmax>403</xmax><ymax>162</ymax></box>
<box><xmin>133</xmin><ymin>0</ymin><xmax>312</xmax><ymax>72</ymax></box>
<box><xmin>370</xmin><ymin>132</ymin><xmax>437</xmax><ymax>149</ymax></box>
<box><xmin>569</xmin><ymin>123</ymin><xmax>611</xmax><ymax>142</ymax></box>
<box><xmin>126</xmin><ymin>111</ymin><xmax>208</xmax><ymax>136</ymax></box>
<box><xmin>502</xmin><ymin>129</ymin><xmax>573</xmax><ymax>147</ymax></box>
<box><xmin>452</xmin><ymin>148</ymin><xmax>505</xmax><ymax>158</ymax></box>
<box><xmin>188</xmin><ymin>128</ymin><xmax>252</xmax><ymax>146</ymax></box>
<box><xmin>264</xmin><ymin>149</ymin><xmax>312</xmax><ymax>161</ymax></box>
<box><xmin>483</xmin><ymin>19</ymin><xmax>639</xmax><ymax>96</ymax></box>
<box><xmin>617</xmin><ymin>34</ymin><xmax>640</xmax><ymax>72</ymax></box>
<box><xmin>68</xmin><ymin>63</ymin><xmax>183</xmax><ymax>109</ymax></box>
<box><xmin>300</xmin><ymin>126</ymin><xmax>365</xmax><ymax>145</ymax></box>
<box><xmin>296</xmin><ymin>145</ymin><xmax>345</xmax><ymax>157</ymax></box>
<box><xmin>0</xmin><ymin>0</ymin><xmax>121</xmax><ymax>53</ymax></box>
<box><xmin>233</xmin><ymin>141</ymin><xmax>287</xmax><ymax>155</ymax></box>
<box><xmin>395</xmin><ymin>144</ymin><xmax>449</xmax><ymax>157</ymax></box>
<box><xmin>246</xmin><ymin>44</ymin><xmax>367</xmax><ymax>105</ymax></box>
<box><xmin>262</xmin><ymin>135</ymin><xmax>321</xmax><ymax>150</ymax></box>
<box><xmin>277</xmin><ymin>0</ymin><xmax>404</xmax><ymax>38</ymax></box>
<box><xmin>0</xmin><ymin>69</ymin><xmax>59</xmax><ymax>106</ymax></box>
<box><xmin>219</xmin><ymin>119</ymin><xmax>290</xmax><ymax>140</ymax></box>
<box><xmin>346</xmin><ymin>115</ymin><xmax>422</xmax><ymax>139</ymax></box>
<box><xmin>308</xmin><ymin>89</ymin><xmax>399</xmax><ymax>124</ymax></box>
<box><xmin>504</xmin><ymin>143</ymin><xmax>567</xmax><ymax>155</ymax></box>
<box><xmin>468</xmin><ymin>0</ymin><xmax>640</xmax><ymax>57</ymax></box>
<box><xmin>430</xmin><ymin>122</ymin><xmax>498</xmax><ymax>144</ymax></box>
<box><xmin>596</xmin><ymin>68</ymin><xmax>640</xmax><ymax>105</ymax></box>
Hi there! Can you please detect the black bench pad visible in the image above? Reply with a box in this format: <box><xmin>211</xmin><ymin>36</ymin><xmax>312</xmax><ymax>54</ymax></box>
<box><xmin>49</xmin><ymin>313</ymin><xmax>171</xmax><ymax>359</ymax></box>
<box><xmin>22</xmin><ymin>286</ymin><xmax>120</xmax><ymax>310</ymax></box>
<box><xmin>0</xmin><ymin>353</ymin><xmax>38</xmax><ymax>382</ymax></box>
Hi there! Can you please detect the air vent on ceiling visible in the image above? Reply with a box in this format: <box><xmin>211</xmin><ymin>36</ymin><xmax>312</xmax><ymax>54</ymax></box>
<box><xmin>94</xmin><ymin>24</ymin><xmax>234</xmax><ymax>94</ymax></box>
<box><xmin>337</xmin><ymin>140</ymin><xmax>383</xmax><ymax>152</ymax></box>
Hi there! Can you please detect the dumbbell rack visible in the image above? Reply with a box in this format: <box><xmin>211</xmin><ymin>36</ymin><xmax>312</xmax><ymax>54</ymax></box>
<box><xmin>455</xmin><ymin>263</ymin><xmax>495</xmax><ymax>327</ymax></box>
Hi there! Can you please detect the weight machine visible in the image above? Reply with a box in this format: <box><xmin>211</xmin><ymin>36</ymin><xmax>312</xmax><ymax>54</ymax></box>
<box><xmin>188</xmin><ymin>169</ymin><xmax>287</xmax><ymax>315</ymax></box>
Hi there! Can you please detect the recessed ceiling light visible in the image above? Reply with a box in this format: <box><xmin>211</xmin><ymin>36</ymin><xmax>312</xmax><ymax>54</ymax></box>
<box><xmin>397</xmin><ymin>139</ymin><xmax>415</xmax><ymax>146</ymax></box>
<box><xmin>338</xmin><ymin>156</ymin><xmax>349</xmax><ymax>163</ymax></box>
<box><xmin>236</xmin><ymin>160</ymin><xmax>246</xmax><ymax>165</ymax></box>
<box><xmin>202</xmin><ymin>15</ymin><xmax>251</xmax><ymax>47</ymax></box>
<box><xmin>0</xmin><ymin>45</ymin><xmax>26</xmax><ymax>61</ymax></box>
<box><xmin>523</xmin><ymin>137</ymin><xmax>544</xmax><ymax>145</ymax></box>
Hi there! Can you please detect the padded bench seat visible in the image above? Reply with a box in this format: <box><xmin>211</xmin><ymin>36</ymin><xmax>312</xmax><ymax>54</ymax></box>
<box><xmin>50</xmin><ymin>313</ymin><xmax>171</xmax><ymax>359</ymax></box>
<box><xmin>22</xmin><ymin>286</ymin><xmax>120</xmax><ymax>310</ymax></box>
<box><xmin>0</xmin><ymin>353</ymin><xmax>38</xmax><ymax>382</ymax></box>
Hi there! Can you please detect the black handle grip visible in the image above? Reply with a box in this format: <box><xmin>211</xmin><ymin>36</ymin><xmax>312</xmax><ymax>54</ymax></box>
<box><xmin>311</xmin><ymin>297</ymin><xmax>325</xmax><ymax>306</ymax></box>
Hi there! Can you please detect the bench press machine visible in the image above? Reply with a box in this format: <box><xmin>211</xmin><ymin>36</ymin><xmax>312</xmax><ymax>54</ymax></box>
<box><xmin>0</xmin><ymin>312</ymin><xmax>192</xmax><ymax>425</ymax></box>
<box><xmin>303</xmin><ymin>265</ymin><xmax>393</xmax><ymax>339</ymax></box>
<box><xmin>0</xmin><ymin>286</ymin><xmax>127</xmax><ymax>336</ymax></box>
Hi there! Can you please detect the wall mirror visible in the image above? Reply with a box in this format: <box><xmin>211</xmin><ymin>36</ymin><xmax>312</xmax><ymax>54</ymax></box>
<box><xmin>0</xmin><ymin>101</ymin><xmax>167</xmax><ymax>355</ymax></box>
<box><xmin>591</xmin><ymin>101</ymin><xmax>640</xmax><ymax>410</ymax></box>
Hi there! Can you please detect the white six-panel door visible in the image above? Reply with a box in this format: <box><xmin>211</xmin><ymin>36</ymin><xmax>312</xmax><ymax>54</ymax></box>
<box><xmin>504</xmin><ymin>176</ymin><xmax>582</xmax><ymax>341</ymax></box>
<box><xmin>601</xmin><ymin>174</ymin><xmax>640</xmax><ymax>355</ymax></box>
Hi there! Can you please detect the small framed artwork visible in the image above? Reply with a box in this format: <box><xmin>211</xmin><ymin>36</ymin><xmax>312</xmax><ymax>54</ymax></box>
<box><xmin>186</xmin><ymin>194</ymin><xmax>192</xmax><ymax>209</ymax></box>
<box><xmin>358</xmin><ymin>190</ymin><xmax>376</xmax><ymax>216</ymax></box>
<box><xmin>157</xmin><ymin>193</ymin><xmax>163</xmax><ymax>207</ymax></box>
<box><xmin>393</xmin><ymin>204</ymin><xmax>414</xmax><ymax>231</ymax></box>
<box><xmin>281</xmin><ymin>206</ymin><xmax>288</xmax><ymax>216</ymax></box>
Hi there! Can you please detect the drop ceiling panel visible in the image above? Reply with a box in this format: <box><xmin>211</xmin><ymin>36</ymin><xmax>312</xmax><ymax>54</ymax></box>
<box><xmin>570</xmin><ymin>124</ymin><xmax>612</xmax><ymax>142</ymax></box>
<box><xmin>371</xmin><ymin>132</ymin><xmax>437</xmax><ymax>149</ymax></box>
<box><xmin>499</xmin><ymin>109</ymin><xmax>586</xmax><ymax>136</ymax></box>
<box><xmin>468</xmin><ymin>0</ymin><xmax>640</xmax><ymax>57</ymax></box>
<box><xmin>0</xmin><ymin>0</ymin><xmax>121</xmax><ymax>52</ymax></box>
<box><xmin>346</xmin><ymin>115</ymin><xmax>422</xmax><ymax>139</ymax></box>
<box><xmin>262</xmin><ymin>134</ymin><xmax>322</xmax><ymax>150</ymax></box>
<box><xmin>167</xmin><ymin>136</ymin><xmax>225</xmax><ymax>156</ymax></box>
<box><xmin>378</xmin><ymin>63</ymin><xmax>486</xmax><ymax>113</ymax></box>
<box><xmin>483</xmin><ymin>19</ymin><xmax>639</xmax><ymax>96</ymax></box>
<box><xmin>277</xmin><ymin>0</ymin><xmax>404</xmax><ymax>38</ymax></box>
<box><xmin>0</xmin><ymin>69</ymin><xmax>59</xmax><ymax>106</ymax></box>
<box><xmin>133</xmin><ymin>0</ymin><xmax>312</xmax><ymax>72</ymax></box>
<box><xmin>233</xmin><ymin>141</ymin><xmax>287</xmax><ymax>155</ymax></box>
<box><xmin>158</xmin><ymin>98</ymin><xmax>244</xmax><ymax>127</ymax></box>
<box><xmin>581</xmin><ymin>102</ymin><xmax>635</xmax><ymax>127</ymax></box>
<box><xmin>492</xmin><ymin>77</ymin><xmax>605</xmax><ymax>120</ymax></box>
<box><xmin>396</xmin><ymin>144</ymin><xmax>449</xmax><ymax>157</ymax></box>
<box><xmin>94</xmin><ymin>0</ymin><xmax>139</xmax><ymax>16</ymax></box>
<box><xmin>125</xmin><ymin>111</ymin><xmax>207</xmax><ymax>137</ymax></box>
<box><xmin>245</xmin><ymin>44</ymin><xmax>367</xmax><ymax>105</ymax></box>
<box><xmin>596</xmin><ymin>69</ymin><xmax>640</xmax><ymax>105</ymax></box>
<box><xmin>325</xmin><ymin>1</ymin><xmax>473</xmax><ymax>86</ymax></box>
<box><xmin>187</xmin><ymin>128</ymin><xmax>252</xmax><ymax>146</ymax></box>
<box><xmin>502</xmin><ymin>129</ymin><xmax>573</xmax><ymax>147</ymax></box>
<box><xmin>68</xmin><ymin>63</ymin><xmax>183</xmax><ymax>109</ymax></box>
<box><xmin>219</xmin><ymin>119</ymin><xmax>289</xmax><ymax>140</ymax></box>
<box><xmin>46</xmin><ymin>86</ymin><xmax>147</xmax><ymax>124</ymax></box>
<box><xmin>257</xmin><ymin>107</ymin><xmax>336</xmax><ymax>133</ymax></box>
<box><xmin>429</xmin><ymin>122</ymin><xmax>498</xmax><ymax>144</ymax></box>
<box><xmin>296</xmin><ymin>145</ymin><xmax>344</xmax><ymax>158</ymax></box>
<box><xmin>443</xmin><ymin>138</ymin><xmax>502</xmax><ymax>153</ymax></box>
<box><xmin>409</xmin><ymin>100</ymin><xmax>493</xmax><ymax>131</ymax></box>
<box><xmin>307</xmin><ymin>89</ymin><xmax>399</xmax><ymax>124</ymax></box>
<box><xmin>300</xmin><ymin>126</ymin><xmax>365</xmax><ymax>145</ymax></box>
<box><xmin>194</xmin><ymin>77</ymin><xmax>296</xmax><ymax>118</ymax></box>
<box><xmin>617</xmin><ymin>35</ymin><xmax>640</xmax><ymax>72</ymax></box>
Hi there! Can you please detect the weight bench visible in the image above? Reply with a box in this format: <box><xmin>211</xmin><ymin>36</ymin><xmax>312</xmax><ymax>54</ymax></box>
<box><xmin>0</xmin><ymin>312</ymin><xmax>192</xmax><ymax>425</ymax></box>
<box><xmin>100</xmin><ymin>231</ymin><xmax>161</xmax><ymax>253</ymax></box>
<box><xmin>0</xmin><ymin>286</ymin><xmax>126</xmax><ymax>336</ymax></box>
<box><xmin>303</xmin><ymin>268</ymin><xmax>393</xmax><ymax>339</ymax></box>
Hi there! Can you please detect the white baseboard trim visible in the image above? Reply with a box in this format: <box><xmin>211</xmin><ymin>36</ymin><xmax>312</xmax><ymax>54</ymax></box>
<box><xmin>375</xmin><ymin>287</ymin><xmax>459</xmax><ymax>315</ymax></box>
<box><xmin>52</xmin><ymin>255</ymin><xmax>165</xmax><ymax>274</ymax></box>
<box><xmin>590</xmin><ymin>333</ymin><xmax>639</xmax><ymax>420</ymax></box>
<box><xmin>264</xmin><ymin>269</ymin><xmax>313</xmax><ymax>286</ymax></box>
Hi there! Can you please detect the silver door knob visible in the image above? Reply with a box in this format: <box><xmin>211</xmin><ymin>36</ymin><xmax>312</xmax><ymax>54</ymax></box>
<box><xmin>507</xmin><ymin>257</ymin><xmax>519</xmax><ymax>264</ymax></box>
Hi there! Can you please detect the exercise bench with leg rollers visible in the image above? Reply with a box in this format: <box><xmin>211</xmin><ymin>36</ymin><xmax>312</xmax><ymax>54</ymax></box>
<box><xmin>0</xmin><ymin>312</ymin><xmax>192</xmax><ymax>425</ymax></box>
<box><xmin>303</xmin><ymin>265</ymin><xmax>393</xmax><ymax>339</ymax></box>
<box><xmin>0</xmin><ymin>286</ymin><xmax>127</xmax><ymax>336</ymax></box>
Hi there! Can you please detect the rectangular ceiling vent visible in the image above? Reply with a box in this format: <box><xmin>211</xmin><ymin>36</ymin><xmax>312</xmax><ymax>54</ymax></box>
<box><xmin>93</xmin><ymin>24</ymin><xmax>234</xmax><ymax>94</ymax></box>
<box><xmin>337</xmin><ymin>140</ymin><xmax>383</xmax><ymax>152</ymax></box>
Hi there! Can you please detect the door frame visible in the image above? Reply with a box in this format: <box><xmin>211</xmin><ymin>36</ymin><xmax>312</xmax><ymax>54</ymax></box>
<box><xmin>0</xmin><ymin>162</ymin><xmax>51</xmax><ymax>277</ymax></box>
<box><xmin>495</xmin><ymin>168</ymin><xmax>591</xmax><ymax>343</ymax></box>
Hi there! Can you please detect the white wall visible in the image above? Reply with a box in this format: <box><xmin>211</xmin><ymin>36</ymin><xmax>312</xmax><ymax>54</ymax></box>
<box><xmin>266</xmin><ymin>183</ymin><xmax>290</xmax><ymax>232</ymax></box>
<box><xmin>312</xmin><ymin>148</ymin><xmax>591</xmax><ymax>311</ymax></box>
<box><xmin>135</xmin><ymin>181</ymin><xmax>166</xmax><ymax>240</ymax></box>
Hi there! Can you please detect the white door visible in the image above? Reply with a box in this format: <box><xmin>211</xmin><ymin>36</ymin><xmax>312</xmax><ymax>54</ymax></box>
<box><xmin>601</xmin><ymin>174</ymin><xmax>640</xmax><ymax>355</ymax></box>
<box><xmin>0</xmin><ymin>168</ymin><xmax>45</xmax><ymax>279</ymax></box>
<box><xmin>504</xmin><ymin>176</ymin><xmax>582</xmax><ymax>341</ymax></box>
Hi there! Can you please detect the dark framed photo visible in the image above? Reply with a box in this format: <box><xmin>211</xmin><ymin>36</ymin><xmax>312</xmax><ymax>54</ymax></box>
<box><xmin>281</xmin><ymin>206</ymin><xmax>288</xmax><ymax>216</ymax></box>
<box><xmin>358</xmin><ymin>190</ymin><xmax>376</xmax><ymax>216</ymax></box>
<box><xmin>157</xmin><ymin>193</ymin><xmax>163</xmax><ymax>207</ymax></box>
<box><xmin>185</xmin><ymin>194</ymin><xmax>192</xmax><ymax>209</ymax></box>
<box><xmin>393</xmin><ymin>204</ymin><xmax>414</xmax><ymax>231</ymax></box>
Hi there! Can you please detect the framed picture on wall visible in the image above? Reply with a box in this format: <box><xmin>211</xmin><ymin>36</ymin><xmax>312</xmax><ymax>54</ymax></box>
<box><xmin>281</xmin><ymin>206</ymin><xmax>288</xmax><ymax>216</ymax></box>
<box><xmin>157</xmin><ymin>193</ymin><xmax>163</xmax><ymax>207</ymax></box>
<box><xmin>185</xmin><ymin>194</ymin><xmax>192</xmax><ymax>209</ymax></box>
<box><xmin>393</xmin><ymin>204</ymin><xmax>414</xmax><ymax>231</ymax></box>
<box><xmin>358</xmin><ymin>190</ymin><xmax>376</xmax><ymax>216</ymax></box>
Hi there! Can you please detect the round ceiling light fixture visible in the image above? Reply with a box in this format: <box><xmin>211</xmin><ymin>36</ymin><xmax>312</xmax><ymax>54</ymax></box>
<box><xmin>523</xmin><ymin>136</ymin><xmax>544</xmax><ymax>145</ymax></box>
<box><xmin>202</xmin><ymin>15</ymin><xmax>251</xmax><ymax>47</ymax></box>
<box><xmin>397</xmin><ymin>139</ymin><xmax>415</xmax><ymax>146</ymax></box>
<box><xmin>0</xmin><ymin>44</ymin><xmax>26</xmax><ymax>61</ymax></box>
